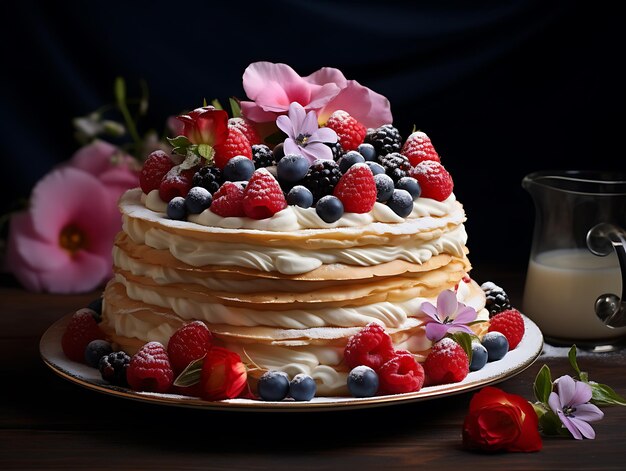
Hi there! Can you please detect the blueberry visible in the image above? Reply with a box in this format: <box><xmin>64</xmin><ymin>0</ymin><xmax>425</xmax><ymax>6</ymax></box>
<box><xmin>257</xmin><ymin>370</ymin><xmax>290</xmax><ymax>401</ymax></box>
<box><xmin>338</xmin><ymin>151</ymin><xmax>365</xmax><ymax>173</ymax></box>
<box><xmin>84</xmin><ymin>339</ymin><xmax>113</xmax><ymax>368</ymax></box>
<box><xmin>386</xmin><ymin>189</ymin><xmax>413</xmax><ymax>217</ymax></box>
<box><xmin>224</xmin><ymin>156</ymin><xmax>255</xmax><ymax>182</ymax></box>
<box><xmin>185</xmin><ymin>186</ymin><xmax>212</xmax><ymax>214</ymax></box>
<box><xmin>374</xmin><ymin>173</ymin><xmax>394</xmax><ymax>202</ymax></box>
<box><xmin>287</xmin><ymin>185</ymin><xmax>314</xmax><ymax>208</ymax></box>
<box><xmin>87</xmin><ymin>297</ymin><xmax>103</xmax><ymax>316</ymax></box>
<box><xmin>396</xmin><ymin>177</ymin><xmax>421</xmax><ymax>200</ymax></box>
<box><xmin>289</xmin><ymin>373</ymin><xmax>317</xmax><ymax>401</ymax></box>
<box><xmin>273</xmin><ymin>142</ymin><xmax>285</xmax><ymax>163</ymax></box>
<box><xmin>315</xmin><ymin>195</ymin><xmax>344</xmax><ymax>223</ymax></box>
<box><xmin>277</xmin><ymin>154</ymin><xmax>309</xmax><ymax>182</ymax></box>
<box><xmin>167</xmin><ymin>196</ymin><xmax>187</xmax><ymax>220</ymax></box>
<box><xmin>357</xmin><ymin>143</ymin><xmax>377</xmax><ymax>161</ymax></box>
<box><xmin>366</xmin><ymin>161</ymin><xmax>385</xmax><ymax>176</ymax></box>
<box><xmin>481</xmin><ymin>332</ymin><xmax>509</xmax><ymax>361</ymax></box>
<box><xmin>347</xmin><ymin>365</ymin><xmax>379</xmax><ymax>398</ymax></box>
<box><xmin>469</xmin><ymin>342</ymin><xmax>488</xmax><ymax>371</ymax></box>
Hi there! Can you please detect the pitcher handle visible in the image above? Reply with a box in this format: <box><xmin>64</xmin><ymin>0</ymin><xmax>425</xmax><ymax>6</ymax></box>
<box><xmin>586</xmin><ymin>223</ymin><xmax>626</xmax><ymax>328</ymax></box>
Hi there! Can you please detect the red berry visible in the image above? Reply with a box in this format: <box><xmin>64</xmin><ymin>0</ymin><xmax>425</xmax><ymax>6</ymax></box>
<box><xmin>333</xmin><ymin>163</ymin><xmax>376</xmax><ymax>213</ymax></box>
<box><xmin>325</xmin><ymin>110</ymin><xmax>367</xmax><ymax>151</ymax></box>
<box><xmin>488</xmin><ymin>309</ymin><xmax>525</xmax><ymax>349</ymax></box>
<box><xmin>158</xmin><ymin>167</ymin><xmax>195</xmax><ymax>202</ymax></box>
<box><xmin>423</xmin><ymin>337</ymin><xmax>469</xmax><ymax>385</ymax></box>
<box><xmin>127</xmin><ymin>341</ymin><xmax>174</xmax><ymax>393</ymax></box>
<box><xmin>378</xmin><ymin>352</ymin><xmax>425</xmax><ymax>394</ymax></box>
<box><xmin>61</xmin><ymin>309</ymin><xmax>105</xmax><ymax>362</ymax></box>
<box><xmin>213</xmin><ymin>126</ymin><xmax>252</xmax><ymax>169</ymax></box>
<box><xmin>210</xmin><ymin>181</ymin><xmax>245</xmax><ymax>217</ymax></box>
<box><xmin>401</xmin><ymin>131</ymin><xmax>441</xmax><ymax>166</ymax></box>
<box><xmin>228</xmin><ymin>117</ymin><xmax>262</xmax><ymax>146</ymax></box>
<box><xmin>344</xmin><ymin>322</ymin><xmax>395</xmax><ymax>371</ymax></box>
<box><xmin>242</xmin><ymin>168</ymin><xmax>287</xmax><ymax>219</ymax></box>
<box><xmin>167</xmin><ymin>321</ymin><xmax>213</xmax><ymax>375</ymax></box>
<box><xmin>140</xmin><ymin>150</ymin><xmax>174</xmax><ymax>194</ymax></box>
<box><xmin>409</xmin><ymin>160</ymin><xmax>454</xmax><ymax>201</ymax></box>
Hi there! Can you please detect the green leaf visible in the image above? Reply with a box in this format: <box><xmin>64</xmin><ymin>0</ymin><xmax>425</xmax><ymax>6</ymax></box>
<box><xmin>568</xmin><ymin>345</ymin><xmax>581</xmax><ymax>377</ymax></box>
<box><xmin>114</xmin><ymin>77</ymin><xmax>126</xmax><ymax>105</ymax></box>
<box><xmin>211</xmin><ymin>98</ymin><xmax>223</xmax><ymax>110</ymax></box>
<box><xmin>589</xmin><ymin>381</ymin><xmax>626</xmax><ymax>406</ymax></box>
<box><xmin>203</xmin><ymin>97</ymin><xmax>209</xmax><ymax>107</ymax></box>
<box><xmin>167</xmin><ymin>135</ymin><xmax>191</xmax><ymax>148</ymax></box>
<box><xmin>229</xmin><ymin>97</ymin><xmax>241</xmax><ymax>118</ymax></box>
<box><xmin>449</xmin><ymin>332</ymin><xmax>473</xmax><ymax>362</ymax></box>
<box><xmin>197</xmin><ymin>144</ymin><xmax>215</xmax><ymax>161</ymax></box>
<box><xmin>538</xmin><ymin>410</ymin><xmax>569</xmax><ymax>436</ymax></box>
<box><xmin>533</xmin><ymin>364</ymin><xmax>553</xmax><ymax>404</ymax></box>
<box><xmin>173</xmin><ymin>356</ymin><xmax>205</xmax><ymax>388</ymax></box>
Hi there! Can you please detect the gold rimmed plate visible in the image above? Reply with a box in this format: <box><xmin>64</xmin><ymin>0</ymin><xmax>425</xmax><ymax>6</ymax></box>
<box><xmin>40</xmin><ymin>313</ymin><xmax>543</xmax><ymax>412</ymax></box>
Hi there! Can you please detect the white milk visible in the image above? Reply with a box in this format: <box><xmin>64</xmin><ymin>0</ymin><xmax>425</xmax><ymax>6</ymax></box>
<box><xmin>523</xmin><ymin>248</ymin><xmax>626</xmax><ymax>341</ymax></box>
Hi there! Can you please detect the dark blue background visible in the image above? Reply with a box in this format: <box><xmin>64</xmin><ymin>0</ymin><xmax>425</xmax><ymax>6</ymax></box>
<box><xmin>2</xmin><ymin>0</ymin><xmax>624</xmax><ymax>271</ymax></box>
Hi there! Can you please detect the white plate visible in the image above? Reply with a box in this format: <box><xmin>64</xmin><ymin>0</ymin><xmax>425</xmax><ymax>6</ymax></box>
<box><xmin>40</xmin><ymin>313</ymin><xmax>543</xmax><ymax>412</ymax></box>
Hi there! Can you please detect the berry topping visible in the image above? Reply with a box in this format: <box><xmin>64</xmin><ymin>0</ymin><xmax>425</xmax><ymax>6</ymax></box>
<box><xmin>409</xmin><ymin>160</ymin><xmax>454</xmax><ymax>202</ymax></box>
<box><xmin>481</xmin><ymin>281</ymin><xmax>512</xmax><ymax>317</ymax></box>
<box><xmin>469</xmin><ymin>341</ymin><xmax>488</xmax><ymax>371</ymax></box>
<box><xmin>315</xmin><ymin>195</ymin><xmax>344</xmax><ymax>223</ymax></box>
<box><xmin>242</xmin><ymin>168</ymin><xmax>288</xmax><ymax>219</ymax></box>
<box><xmin>378</xmin><ymin>352</ymin><xmax>425</xmax><ymax>394</ymax></box>
<box><xmin>84</xmin><ymin>339</ymin><xmax>113</xmax><ymax>368</ymax></box>
<box><xmin>301</xmin><ymin>159</ymin><xmax>342</xmax><ymax>203</ymax></box>
<box><xmin>325</xmin><ymin>110</ymin><xmax>367</xmax><ymax>151</ymax></box>
<box><xmin>423</xmin><ymin>337</ymin><xmax>469</xmax><ymax>385</ymax></box>
<box><xmin>192</xmin><ymin>165</ymin><xmax>223</xmax><ymax>194</ymax></box>
<box><xmin>333</xmin><ymin>163</ymin><xmax>376</xmax><ymax>213</ymax></box>
<box><xmin>185</xmin><ymin>186</ymin><xmax>212</xmax><ymax>214</ymax></box>
<box><xmin>386</xmin><ymin>189</ymin><xmax>413</xmax><ymax>217</ymax></box>
<box><xmin>199</xmin><ymin>346</ymin><xmax>247</xmax><ymax>400</ymax></box>
<box><xmin>213</xmin><ymin>126</ymin><xmax>252</xmax><ymax>169</ymax></box>
<box><xmin>374</xmin><ymin>173</ymin><xmax>395</xmax><ymax>203</ymax></box>
<box><xmin>167</xmin><ymin>321</ymin><xmax>213</xmax><ymax>375</ymax></box>
<box><xmin>344</xmin><ymin>322</ymin><xmax>395</xmax><ymax>371</ymax></box>
<box><xmin>396</xmin><ymin>176</ymin><xmax>421</xmax><ymax>200</ymax></box>
<box><xmin>289</xmin><ymin>373</ymin><xmax>317</xmax><ymax>401</ymax></box>
<box><xmin>140</xmin><ymin>150</ymin><xmax>174</xmax><ymax>194</ymax></box>
<box><xmin>488</xmin><ymin>309</ymin><xmax>525</xmax><ymax>349</ymax></box>
<box><xmin>99</xmin><ymin>351</ymin><xmax>131</xmax><ymax>386</ymax></box>
<box><xmin>257</xmin><ymin>370</ymin><xmax>291</xmax><ymax>401</ymax></box>
<box><xmin>224</xmin><ymin>155</ymin><xmax>256</xmax><ymax>182</ymax></box>
<box><xmin>159</xmin><ymin>167</ymin><xmax>195</xmax><ymax>203</ymax></box>
<box><xmin>481</xmin><ymin>331</ymin><xmax>509</xmax><ymax>361</ymax></box>
<box><xmin>357</xmin><ymin>142</ymin><xmax>377</xmax><ymax>161</ymax></box>
<box><xmin>277</xmin><ymin>153</ymin><xmax>309</xmax><ymax>183</ymax></box>
<box><xmin>401</xmin><ymin>131</ymin><xmax>441</xmax><ymax>166</ymax></box>
<box><xmin>377</xmin><ymin>152</ymin><xmax>411</xmax><ymax>183</ymax></box>
<box><xmin>252</xmin><ymin>144</ymin><xmax>275</xmax><ymax>169</ymax></box>
<box><xmin>272</xmin><ymin>142</ymin><xmax>285</xmax><ymax>163</ymax></box>
<box><xmin>87</xmin><ymin>297</ymin><xmax>103</xmax><ymax>321</ymax></box>
<box><xmin>127</xmin><ymin>341</ymin><xmax>174</xmax><ymax>393</ymax></box>
<box><xmin>326</xmin><ymin>141</ymin><xmax>345</xmax><ymax>161</ymax></box>
<box><xmin>366</xmin><ymin>161</ymin><xmax>385</xmax><ymax>175</ymax></box>
<box><xmin>210</xmin><ymin>181</ymin><xmax>246</xmax><ymax>217</ymax></box>
<box><xmin>347</xmin><ymin>365</ymin><xmax>380</xmax><ymax>398</ymax></box>
<box><xmin>286</xmin><ymin>185</ymin><xmax>314</xmax><ymax>208</ymax></box>
<box><xmin>61</xmin><ymin>309</ymin><xmax>105</xmax><ymax>362</ymax></box>
<box><xmin>365</xmin><ymin>124</ymin><xmax>402</xmax><ymax>156</ymax></box>
<box><xmin>228</xmin><ymin>116</ymin><xmax>262</xmax><ymax>146</ymax></box>
<box><xmin>167</xmin><ymin>196</ymin><xmax>187</xmax><ymax>220</ymax></box>
<box><xmin>337</xmin><ymin>150</ymin><xmax>366</xmax><ymax>174</ymax></box>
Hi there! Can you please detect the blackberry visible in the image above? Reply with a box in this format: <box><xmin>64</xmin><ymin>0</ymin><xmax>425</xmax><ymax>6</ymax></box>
<box><xmin>192</xmin><ymin>165</ymin><xmax>222</xmax><ymax>194</ymax></box>
<box><xmin>252</xmin><ymin>144</ymin><xmax>275</xmax><ymax>169</ymax></box>
<box><xmin>481</xmin><ymin>281</ymin><xmax>512</xmax><ymax>317</ymax></box>
<box><xmin>326</xmin><ymin>141</ymin><xmax>345</xmax><ymax>162</ymax></box>
<box><xmin>364</xmin><ymin>124</ymin><xmax>402</xmax><ymax>156</ymax></box>
<box><xmin>378</xmin><ymin>152</ymin><xmax>411</xmax><ymax>183</ymax></box>
<box><xmin>301</xmin><ymin>159</ymin><xmax>342</xmax><ymax>203</ymax></box>
<box><xmin>99</xmin><ymin>351</ymin><xmax>131</xmax><ymax>386</ymax></box>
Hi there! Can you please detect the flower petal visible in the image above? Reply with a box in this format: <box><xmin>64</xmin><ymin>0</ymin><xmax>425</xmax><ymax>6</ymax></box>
<box><xmin>420</xmin><ymin>301</ymin><xmax>440</xmax><ymax>321</ymax></box>
<box><xmin>240</xmin><ymin>101</ymin><xmax>279</xmax><ymax>122</ymax></box>
<box><xmin>447</xmin><ymin>325</ymin><xmax>475</xmax><ymax>336</ymax></box>
<box><xmin>548</xmin><ymin>391</ymin><xmax>562</xmax><ymax>414</ymax></box>
<box><xmin>304</xmin><ymin>66</ymin><xmax>348</xmax><ymax>88</ymax></box>
<box><xmin>437</xmin><ymin>289</ymin><xmax>458</xmax><ymax>318</ymax></box>
<box><xmin>299</xmin><ymin>142</ymin><xmax>332</xmax><ymax>162</ymax></box>
<box><xmin>569</xmin><ymin>417</ymin><xmax>596</xmax><ymax>439</ymax></box>
<box><xmin>425</xmin><ymin>323</ymin><xmax>450</xmax><ymax>342</ymax></box>
<box><xmin>288</xmin><ymin>102</ymin><xmax>307</xmax><ymax>134</ymax></box>
<box><xmin>276</xmin><ymin>115</ymin><xmax>294</xmax><ymax>139</ymax></box>
<box><xmin>67</xmin><ymin>139</ymin><xmax>118</xmax><ymax>175</ymax></box>
<box><xmin>559</xmin><ymin>414</ymin><xmax>583</xmax><ymax>440</ymax></box>
<box><xmin>310</xmin><ymin>127</ymin><xmax>338</xmax><ymax>144</ymax></box>
<box><xmin>573</xmin><ymin>403</ymin><xmax>604</xmax><ymax>422</ymax></box>
<box><xmin>242</xmin><ymin>62</ymin><xmax>302</xmax><ymax>101</ymax></box>
<box><xmin>453</xmin><ymin>305</ymin><xmax>478</xmax><ymax>324</ymax></box>
<box><xmin>282</xmin><ymin>139</ymin><xmax>300</xmax><ymax>156</ymax></box>
<box><xmin>302</xmin><ymin>109</ymin><xmax>320</xmax><ymax>136</ymax></box>
<box><xmin>570</xmin><ymin>380</ymin><xmax>593</xmax><ymax>406</ymax></box>
<box><xmin>305</xmin><ymin>83</ymin><xmax>342</xmax><ymax>110</ymax></box>
<box><xmin>555</xmin><ymin>375</ymin><xmax>577</xmax><ymax>407</ymax></box>
<box><xmin>317</xmin><ymin>80</ymin><xmax>392</xmax><ymax>128</ymax></box>
<box><xmin>37</xmin><ymin>250</ymin><xmax>109</xmax><ymax>294</ymax></box>
<box><xmin>8</xmin><ymin>213</ymin><xmax>69</xmax><ymax>271</ymax></box>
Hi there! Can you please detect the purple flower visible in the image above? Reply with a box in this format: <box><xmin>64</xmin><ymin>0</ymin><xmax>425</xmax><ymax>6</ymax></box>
<box><xmin>421</xmin><ymin>289</ymin><xmax>478</xmax><ymax>342</ymax></box>
<box><xmin>548</xmin><ymin>375</ymin><xmax>604</xmax><ymax>440</ymax></box>
<box><xmin>276</xmin><ymin>102</ymin><xmax>337</xmax><ymax>163</ymax></box>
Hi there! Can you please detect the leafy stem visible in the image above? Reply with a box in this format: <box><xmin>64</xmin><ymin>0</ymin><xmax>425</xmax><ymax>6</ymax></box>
<box><xmin>114</xmin><ymin>77</ymin><xmax>143</xmax><ymax>152</ymax></box>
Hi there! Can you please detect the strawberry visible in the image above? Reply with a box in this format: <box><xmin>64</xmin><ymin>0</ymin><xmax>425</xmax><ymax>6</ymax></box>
<box><xmin>140</xmin><ymin>150</ymin><xmax>174</xmax><ymax>194</ymax></box>
<box><xmin>127</xmin><ymin>341</ymin><xmax>174</xmax><ymax>393</ymax></box>
<box><xmin>401</xmin><ymin>131</ymin><xmax>441</xmax><ymax>166</ymax></box>
<box><xmin>423</xmin><ymin>337</ymin><xmax>469</xmax><ymax>385</ymax></box>
<box><xmin>167</xmin><ymin>321</ymin><xmax>213</xmax><ymax>375</ymax></box>
<box><xmin>344</xmin><ymin>322</ymin><xmax>395</xmax><ymax>371</ymax></box>
<box><xmin>333</xmin><ymin>163</ymin><xmax>376</xmax><ymax>213</ymax></box>
<box><xmin>488</xmin><ymin>309</ymin><xmax>525</xmax><ymax>349</ymax></box>
<box><xmin>158</xmin><ymin>167</ymin><xmax>195</xmax><ymax>202</ymax></box>
<box><xmin>213</xmin><ymin>126</ymin><xmax>252</xmax><ymax>169</ymax></box>
<box><xmin>242</xmin><ymin>168</ymin><xmax>287</xmax><ymax>219</ymax></box>
<box><xmin>61</xmin><ymin>309</ymin><xmax>105</xmax><ymax>362</ymax></box>
<box><xmin>409</xmin><ymin>160</ymin><xmax>454</xmax><ymax>202</ymax></box>
<box><xmin>210</xmin><ymin>181</ymin><xmax>245</xmax><ymax>217</ymax></box>
<box><xmin>325</xmin><ymin>110</ymin><xmax>367</xmax><ymax>151</ymax></box>
<box><xmin>228</xmin><ymin>117</ymin><xmax>262</xmax><ymax>146</ymax></box>
<box><xmin>378</xmin><ymin>352</ymin><xmax>425</xmax><ymax>394</ymax></box>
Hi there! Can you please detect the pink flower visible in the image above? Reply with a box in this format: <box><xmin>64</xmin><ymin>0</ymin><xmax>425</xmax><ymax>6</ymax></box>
<box><xmin>240</xmin><ymin>62</ymin><xmax>392</xmax><ymax>128</ymax></box>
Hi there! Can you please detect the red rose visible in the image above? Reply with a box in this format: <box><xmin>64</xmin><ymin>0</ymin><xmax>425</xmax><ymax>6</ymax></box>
<box><xmin>199</xmin><ymin>347</ymin><xmax>247</xmax><ymax>400</ymax></box>
<box><xmin>462</xmin><ymin>386</ymin><xmax>542</xmax><ymax>452</ymax></box>
<box><xmin>176</xmin><ymin>106</ymin><xmax>229</xmax><ymax>146</ymax></box>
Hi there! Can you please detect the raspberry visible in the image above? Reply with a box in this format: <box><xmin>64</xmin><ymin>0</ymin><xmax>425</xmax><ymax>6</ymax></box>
<box><xmin>158</xmin><ymin>167</ymin><xmax>195</xmax><ymax>202</ymax></box>
<box><xmin>423</xmin><ymin>337</ymin><xmax>469</xmax><ymax>385</ymax></box>
<box><xmin>401</xmin><ymin>131</ymin><xmax>441</xmax><ymax>166</ymax></box>
<box><xmin>213</xmin><ymin>126</ymin><xmax>252</xmax><ymax>169</ymax></box>
<box><xmin>378</xmin><ymin>352</ymin><xmax>425</xmax><ymax>394</ymax></box>
<box><xmin>210</xmin><ymin>181</ymin><xmax>245</xmax><ymax>217</ymax></box>
<box><xmin>488</xmin><ymin>309</ymin><xmax>525</xmax><ymax>349</ymax></box>
<box><xmin>140</xmin><ymin>150</ymin><xmax>174</xmax><ymax>194</ymax></box>
<box><xmin>242</xmin><ymin>168</ymin><xmax>287</xmax><ymax>219</ymax></box>
<box><xmin>61</xmin><ymin>309</ymin><xmax>105</xmax><ymax>362</ymax></box>
<box><xmin>325</xmin><ymin>110</ymin><xmax>367</xmax><ymax>151</ymax></box>
<box><xmin>333</xmin><ymin>163</ymin><xmax>376</xmax><ymax>213</ymax></box>
<box><xmin>228</xmin><ymin>117</ymin><xmax>262</xmax><ymax>146</ymax></box>
<box><xmin>167</xmin><ymin>321</ymin><xmax>213</xmax><ymax>375</ymax></box>
<box><xmin>126</xmin><ymin>341</ymin><xmax>174</xmax><ymax>393</ymax></box>
<box><xmin>344</xmin><ymin>322</ymin><xmax>395</xmax><ymax>371</ymax></box>
<box><xmin>409</xmin><ymin>160</ymin><xmax>454</xmax><ymax>202</ymax></box>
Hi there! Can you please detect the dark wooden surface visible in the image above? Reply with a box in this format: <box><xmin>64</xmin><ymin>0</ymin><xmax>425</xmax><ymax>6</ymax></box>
<box><xmin>1</xmin><ymin>267</ymin><xmax>625</xmax><ymax>470</ymax></box>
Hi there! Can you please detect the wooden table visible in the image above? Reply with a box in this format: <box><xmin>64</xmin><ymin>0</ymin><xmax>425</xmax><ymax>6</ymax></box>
<box><xmin>2</xmin><ymin>267</ymin><xmax>625</xmax><ymax>470</ymax></box>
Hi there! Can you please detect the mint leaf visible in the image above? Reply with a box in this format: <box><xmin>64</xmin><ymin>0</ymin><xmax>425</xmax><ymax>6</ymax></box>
<box><xmin>534</xmin><ymin>364</ymin><xmax>553</xmax><ymax>404</ymax></box>
<box><xmin>197</xmin><ymin>144</ymin><xmax>215</xmax><ymax>161</ymax></box>
<box><xmin>167</xmin><ymin>135</ymin><xmax>191</xmax><ymax>149</ymax></box>
<box><xmin>173</xmin><ymin>356</ymin><xmax>205</xmax><ymax>388</ymax></box>
<box><xmin>589</xmin><ymin>382</ymin><xmax>626</xmax><ymax>406</ymax></box>
<box><xmin>568</xmin><ymin>345</ymin><xmax>582</xmax><ymax>377</ymax></box>
<box><xmin>449</xmin><ymin>332</ymin><xmax>473</xmax><ymax>362</ymax></box>
<box><xmin>229</xmin><ymin>97</ymin><xmax>241</xmax><ymax>118</ymax></box>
